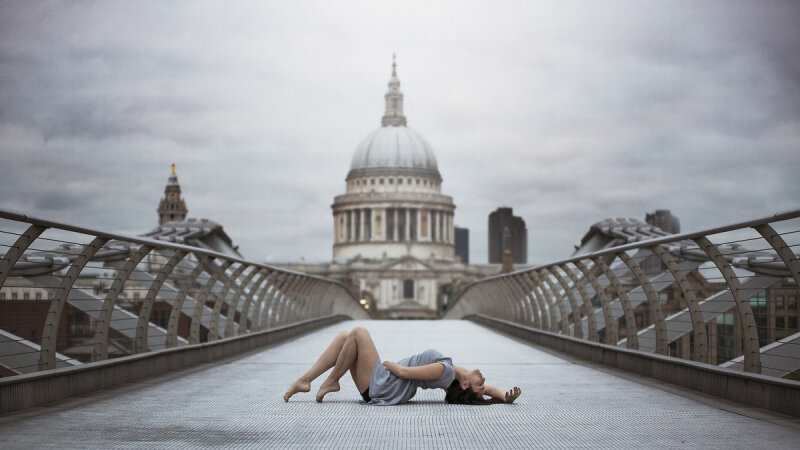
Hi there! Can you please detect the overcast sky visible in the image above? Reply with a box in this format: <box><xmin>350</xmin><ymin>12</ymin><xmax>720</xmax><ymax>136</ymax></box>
<box><xmin>1</xmin><ymin>1</ymin><xmax>798</xmax><ymax>265</ymax></box>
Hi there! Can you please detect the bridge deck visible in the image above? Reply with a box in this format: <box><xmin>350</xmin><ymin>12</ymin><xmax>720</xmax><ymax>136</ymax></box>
<box><xmin>1</xmin><ymin>320</ymin><xmax>798</xmax><ymax>448</ymax></box>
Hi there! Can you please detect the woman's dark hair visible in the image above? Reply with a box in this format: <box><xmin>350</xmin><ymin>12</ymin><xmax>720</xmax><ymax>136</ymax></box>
<box><xmin>444</xmin><ymin>380</ymin><xmax>500</xmax><ymax>405</ymax></box>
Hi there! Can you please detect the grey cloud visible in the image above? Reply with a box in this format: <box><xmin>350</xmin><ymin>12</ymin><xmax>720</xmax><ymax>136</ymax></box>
<box><xmin>1</xmin><ymin>1</ymin><xmax>799</xmax><ymax>265</ymax></box>
<box><xmin>33</xmin><ymin>189</ymin><xmax>85</xmax><ymax>211</ymax></box>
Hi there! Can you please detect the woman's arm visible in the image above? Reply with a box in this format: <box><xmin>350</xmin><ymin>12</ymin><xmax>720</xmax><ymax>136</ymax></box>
<box><xmin>484</xmin><ymin>385</ymin><xmax>521</xmax><ymax>403</ymax></box>
<box><xmin>383</xmin><ymin>361</ymin><xmax>445</xmax><ymax>381</ymax></box>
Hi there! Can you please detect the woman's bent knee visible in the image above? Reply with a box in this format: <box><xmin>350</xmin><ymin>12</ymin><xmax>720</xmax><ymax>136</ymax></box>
<box><xmin>350</xmin><ymin>326</ymin><xmax>368</xmax><ymax>337</ymax></box>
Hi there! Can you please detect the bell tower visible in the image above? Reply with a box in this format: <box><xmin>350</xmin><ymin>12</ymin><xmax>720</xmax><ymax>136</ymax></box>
<box><xmin>157</xmin><ymin>163</ymin><xmax>188</xmax><ymax>225</ymax></box>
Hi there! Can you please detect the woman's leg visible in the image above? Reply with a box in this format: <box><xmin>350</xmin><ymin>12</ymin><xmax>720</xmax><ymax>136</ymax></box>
<box><xmin>316</xmin><ymin>326</ymin><xmax>379</xmax><ymax>402</ymax></box>
<box><xmin>283</xmin><ymin>330</ymin><xmax>348</xmax><ymax>402</ymax></box>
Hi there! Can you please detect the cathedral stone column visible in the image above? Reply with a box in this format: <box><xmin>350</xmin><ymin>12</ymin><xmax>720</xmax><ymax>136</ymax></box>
<box><xmin>433</xmin><ymin>210</ymin><xmax>439</xmax><ymax>242</ymax></box>
<box><xmin>446</xmin><ymin>213</ymin><xmax>451</xmax><ymax>243</ymax></box>
<box><xmin>447</xmin><ymin>213</ymin><xmax>452</xmax><ymax>243</ymax></box>
<box><xmin>354</xmin><ymin>209</ymin><xmax>359</xmax><ymax>242</ymax></box>
<box><xmin>440</xmin><ymin>210</ymin><xmax>445</xmax><ymax>242</ymax></box>
<box><xmin>440</xmin><ymin>211</ymin><xmax>445</xmax><ymax>243</ymax></box>
<box><xmin>359</xmin><ymin>208</ymin><xmax>365</xmax><ymax>241</ymax></box>
<box><xmin>447</xmin><ymin>213</ymin><xmax>455</xmax><ymax>244</ymax></box>
<box><xmin>334</xmin><ymin>212</ymin><xmax>340</xmax><ymax>243</ymax></box>
<box><xmin>393</xmin><ymin>208</ymin><xmax>399</xmax><ymax>241</ymax></box>
<box><xmin>374</xmin><ymin>208</ymin><xmax>383</xmax><ymax>241</ymax></box>
<box><xmin>438</xmin><ymin>211</ymin><xmax>444</xmax><ymax>243</ymax></box>
<box><xmin>449</xmin><ymin>213</ymin><xmax>454</xmax><ymax>243</ymax></box>
<box><xmin>425</xmin><ymin>210</ymin><xmax>431</xmax><ymax>241</ymax></box>
<box><xmin>381</xmin><ymin>208</ymin><xmax>387</xmax><ymax>241</ymax></box>
<box><xmin>364</xmin><ymin>209</ymin><xmax>371</xmax><ymax>241</ymax></box>
<box><xmin>349</xmin><ymin>210</ymin><xmax>355</xmax><ymax>242</ymax></box>
<box><xmin>417</xmin><ymin>209</ymin><xmax>423</xmax><ymax>241</ymax></box>
<box><xmin>405</xmin><ymin>208</ymin><xmax>410</xmax><ymax>241</ymax></box>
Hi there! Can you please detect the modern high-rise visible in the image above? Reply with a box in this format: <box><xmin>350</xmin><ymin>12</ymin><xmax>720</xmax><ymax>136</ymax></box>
<box><xmin>488</xmin><ymin>207</ymin><xmax>527</xmax><ymax>264</ymax></box>
<box><xmin>454</xmin><ymin>227</ymin><xmax>469</xmax><ymax>263</ymax></box>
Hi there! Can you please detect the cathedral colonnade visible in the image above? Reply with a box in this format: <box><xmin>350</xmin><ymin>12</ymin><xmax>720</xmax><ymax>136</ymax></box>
<box><xmin>333</xmin><ymin>206</ymin><xmax>453</xmax><ymax>244</ymax></box>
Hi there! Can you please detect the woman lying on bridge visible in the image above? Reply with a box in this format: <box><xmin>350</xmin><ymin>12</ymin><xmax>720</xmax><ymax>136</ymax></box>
<box><xmin>283</xmin><ymin>326</ymin><xmax>521</xmax><ymax>405</ymax></box>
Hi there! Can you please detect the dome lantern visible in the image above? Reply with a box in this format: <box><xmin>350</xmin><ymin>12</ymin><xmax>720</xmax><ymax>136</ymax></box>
<box><xmin>348</xmin><ymin>56</ymin><xmax>441</xmax><ymax>181</ymax></box>
<box><xmin>381</xmin><ymin>53</ymin><xmax>406</xmax><ymax>127</ymax></box>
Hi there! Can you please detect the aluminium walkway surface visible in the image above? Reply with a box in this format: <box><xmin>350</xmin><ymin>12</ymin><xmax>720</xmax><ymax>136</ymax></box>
<box><xmin>1</xmin><ymin>320</ymin><xmax>799</xmax><ymax>449</ymax></box>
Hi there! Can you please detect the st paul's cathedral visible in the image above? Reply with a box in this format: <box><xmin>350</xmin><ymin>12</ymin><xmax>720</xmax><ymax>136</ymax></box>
<box><xmin>285</xmin><ymin>58</ymin><xmax>498</xmax><ymax>318</ymax></box>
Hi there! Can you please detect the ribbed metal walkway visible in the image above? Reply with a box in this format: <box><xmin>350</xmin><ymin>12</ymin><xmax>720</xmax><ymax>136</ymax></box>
<box><xmin>1</xmin><ymin>321</ymin><xmax>798</xmax><ymax>449</ymax></box>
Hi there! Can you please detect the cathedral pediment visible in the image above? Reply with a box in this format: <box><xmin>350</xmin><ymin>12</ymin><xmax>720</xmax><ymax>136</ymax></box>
<box><xmin>380</xmin><ymin>255</ymin><xmax>435</xmax><ymax>272</ymax></box>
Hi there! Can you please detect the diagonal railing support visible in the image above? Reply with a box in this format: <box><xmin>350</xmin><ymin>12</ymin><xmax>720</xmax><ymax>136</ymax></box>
<box><xmin>537</xmin><ymin>269</ymin><xmax>569</xmax><ymax>334</ymax></box>
<box><xmin>559</xmin><ymin>264</ymin><xmax>598</xmax><ymax>341</ymax></box>
<box><xmin>224</xmin><ymin>266</ymin><xmax>264</xmax><ymax>338</ymax></box>
<box><xmin>592</xmin><ymin>256</ymin><xmax>638</xmax><ymax>349</ymax></box>
<box><xmin>0</xmin><ymin>224</ymin><xmax>48</xmax><ymax>288</ymax></box>
<box><xmin>39</xmin><ymin>236</ymin><xmax>109</xmax><ymax>370</ymax></box>
<box><xmin>618</xmin><ymin>251</ymin><xmax>668</xmax><ymax>355</ymax></box>
<box><xmin>208</xmin><ymin>262</ymin><xmax>249</xmax><ymax>341</ymax></box>
<box><xmin>651</xmin><ymin>245</ymin><xmax>709</xmax><ymax>363</ymax></box>
<box><xmin>135</xmin><ymin>250</ymin><xmax>187</xmax><ymax>353</ymax></box>
<box><xmin>166</xmin><ymin>255</ymin><xmax>212</xmax><ymax>348</ymax></box>
<box><xmin>693</xmin><ymin>237</ymin><xmax>761</xmax><ymax>373</ymax></box>
<box><xmin>93</xmin><ymin>244</ymin><xmax>154</xmax><ymax>361</ymax></box>
<box><xmin>190</xmin><ymin>260</ymin><xmax>233</xmax><ymax>344</ymax></box>
<box><xmin>755</xmin><ymin>224</ymin><xmax>800</xmax><ymax>288</ymax></box>
<box><xmin>574</xmin><ymin>260</ymin><xmax>618</xmax><ymax>345</ymax></box>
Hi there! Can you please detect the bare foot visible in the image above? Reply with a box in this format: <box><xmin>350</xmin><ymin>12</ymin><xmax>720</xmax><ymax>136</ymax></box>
<box><xmin>315</xmin><ymin>380</ymin><xmax>340</xmax><ymax>402</ymax></box>
<box><xmin>283</xmin><ymin>380</ymin><xmax>311</xmax><ymax>402</ymax></box>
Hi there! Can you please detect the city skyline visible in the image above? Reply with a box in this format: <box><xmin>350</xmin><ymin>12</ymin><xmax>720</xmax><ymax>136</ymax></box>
<box><xmin>1</xmin><ymin>2</ymin><xmax>798</xmax><ymax>265</ymax></box>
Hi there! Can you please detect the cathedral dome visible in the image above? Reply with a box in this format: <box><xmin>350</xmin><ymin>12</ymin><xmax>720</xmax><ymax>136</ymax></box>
<box><xmin>350</xmin><ymin>125</ymin><xmax>439</xmax><ymax>175</ymax></box>
<box><xmin>347</xmin><ymin>57</ymin><xmax>441</xmax><ymax>181</ymax></box>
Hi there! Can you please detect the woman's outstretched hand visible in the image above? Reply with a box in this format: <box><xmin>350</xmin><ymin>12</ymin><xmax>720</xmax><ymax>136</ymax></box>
<box><xmin>504</xmin><ymin>386</ymin><xmax>521</xmax><ymax>403</ymax></box>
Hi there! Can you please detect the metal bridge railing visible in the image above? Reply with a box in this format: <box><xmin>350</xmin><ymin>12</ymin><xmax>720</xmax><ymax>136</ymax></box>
<box><xmin>0</xmin><ymin>209</ymin><xmax>368</xmax><ymax>377</ymax></box>
<box><xmin>446</xmin><ymin>209</ymin><xmax>800</xmax><ymax>378</ymax></box>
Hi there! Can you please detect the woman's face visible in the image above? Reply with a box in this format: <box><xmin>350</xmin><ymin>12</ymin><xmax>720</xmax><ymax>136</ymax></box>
<box><xmin>464</xmin><ymin>368</ymin><xmax>485</xmax><ymax>396</ymax></box>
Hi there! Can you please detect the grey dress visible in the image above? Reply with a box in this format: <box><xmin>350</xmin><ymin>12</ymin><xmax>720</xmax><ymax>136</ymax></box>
<box><xmin>366</xmin><ymin>348</ymin><xmax>456</xmax><ymax>406</ymax></box>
